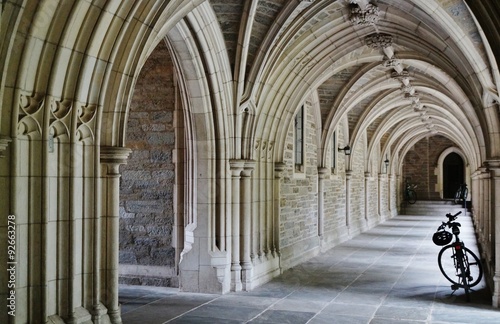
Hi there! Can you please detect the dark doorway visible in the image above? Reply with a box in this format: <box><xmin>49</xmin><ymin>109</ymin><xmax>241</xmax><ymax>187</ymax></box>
<box><xmin>443</xmin><ymin>153</ymin><xmax>464</xmax><ymax>198</ymax></box>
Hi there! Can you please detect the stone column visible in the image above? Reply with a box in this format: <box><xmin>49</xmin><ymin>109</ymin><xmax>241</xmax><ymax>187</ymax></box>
<box><xmin>479</xmin><ymin>167</ymin><xmax>490</xmax><ymax>248</ymax></box>
<box><xmin>345</xmin><ymin>170</ymin><xmax>353</xmax><ymax>228</ymax></box>
<box><xmin>378</xmin><ymin>173</ymin><xmax>385</xmax><ymax>221</ymax></box>
<box><xmin>388</xmin><ymin>174</ymin><xmax>393</xmax><ymax>215</ymax></box>
<box><xmin>318</xmin><ymin>167</ymin><xmax>329</xmax><ymax>236</ymax></box>
<box><xmin>241</xmin><ymin>160</ymin><xmax>255</xmax><ymax>291</ymax></box>
<box><xmin>472</xmin><ymin>169</ymin><xmax>487</xmax><ymax>246</ymax></box>
<box><xmin>487</xmin><ymin>160</ymin><xmax>500</xmax><ymax>308</ymax></box>
<box><xmin>364</xmin><ymin>172</ymin><xmax>371</xmax><ymax>223</ymax></box>
<box><xmin>274</xmin><ymin>162</ymin><xmax>286</xmax><ymax>255</ymax></box>
<box><xmin>229</xmin><ymin>160</ymin><xmax>245</xmax><ymax>291</ymax></box>
<box><xmin>471</xmin><ymin>170</ymin><xmax>480</xmax><ymax>228</ymax></box>
<box><xmin>100</xmin><ymin>146</ymin><xmax>131</xmax><ymax>323</ymax></box>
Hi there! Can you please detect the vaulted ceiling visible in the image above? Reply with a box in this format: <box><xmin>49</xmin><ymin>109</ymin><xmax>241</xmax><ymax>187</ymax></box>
<box><xmin>199</xmin><ymin>0</ymin><xmax>499</xmax><ymax>170</ymax></box>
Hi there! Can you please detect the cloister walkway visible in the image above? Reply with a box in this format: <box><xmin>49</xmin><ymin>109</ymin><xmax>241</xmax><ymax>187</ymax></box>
<box><xmin>119</xmin><ymin>212</ymin><xmax>499</xmax><ymax>323</ymax></box>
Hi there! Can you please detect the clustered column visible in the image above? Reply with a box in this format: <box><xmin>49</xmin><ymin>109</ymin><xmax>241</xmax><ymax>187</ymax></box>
<box><xmin>345</xmin><ymin>170</ymin><xmax>353</xmax><ymax>228</ymax></box>
<box><xmin>100</xmin><ymin>146</ymin><xmax>131</xmax><ymax>323</ymax></box>
<box><xmin>274</xmin><ymin>162</ymin><xmax>286</xmax><ymax>254</ymax></box>
<box><xmin>241</xmin><ymin>160</ymin><xmax>256</xmax><ymax>290</ymax></box>
<box><xmin>378</xmin><ymin>173</ymin><xmax>385</xmax><ymax>221</ymax></box>
<box><xmin>229</xmin><ymin>159</ymin><xmax>255</xmax><ymax>291</ymax></box>
<box><xmin>318</xmin><ymin>167</ymin><xmax>329</xmax><ymax>236</ymax></box>
<box><xmin>364</xmin><ymin>172</ymin><xmax>370</xmax><ymax>222</ymax></box>
<box><xmin>487</xmin><ymin>160</ymin><xmax>500</xmax><ymax>307</ymax></box>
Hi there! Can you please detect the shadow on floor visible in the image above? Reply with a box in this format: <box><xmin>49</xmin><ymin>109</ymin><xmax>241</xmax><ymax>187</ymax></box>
<box><xmin>120</xmin><ymin>214</ymin><xmax>499</xmax><ymax>324</ymax></box>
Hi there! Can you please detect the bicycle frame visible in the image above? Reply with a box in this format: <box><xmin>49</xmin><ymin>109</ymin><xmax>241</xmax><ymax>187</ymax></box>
<box><xmin>435</xmin><ymin>211</ymin><xmax>483</xmax><ymax>301</ymax></box>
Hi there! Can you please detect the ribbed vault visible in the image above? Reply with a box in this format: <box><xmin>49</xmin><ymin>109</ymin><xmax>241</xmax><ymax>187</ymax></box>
<box><xmin>2</xmin><ymin>0</ymin><xmax>500</xmax><ymax>321</ymax></box>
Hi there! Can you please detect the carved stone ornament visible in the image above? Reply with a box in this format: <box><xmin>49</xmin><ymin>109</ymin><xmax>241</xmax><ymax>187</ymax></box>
<box><xmin>401</xmin><ymin>84</ymin><xmax>413</xmax><ymax>94</ymax></box>
<box><xmin>384</xmin><ymin>58</ymin><xmax>401</xmax><ymax>68</ymax></box>
<box><xmin>350</xmin><ymin>3</ymin><xmax>380</xmax><ymax>25</ymax></box>
<box><xmin>365</xmin><ymin>33</ymin><xmax>393</xmax><ymax>49</ymax></box>
<box><xmin>391</xmin><ymin>70</ymin><xmax>409</xmax><ymax>80</ymax></box>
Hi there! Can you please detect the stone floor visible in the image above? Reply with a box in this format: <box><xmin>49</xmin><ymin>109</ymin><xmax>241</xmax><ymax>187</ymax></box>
<box><xmin>119</xmin><ymin>212</ymin><xmax>500</xmax><ymax>323</ymax></box>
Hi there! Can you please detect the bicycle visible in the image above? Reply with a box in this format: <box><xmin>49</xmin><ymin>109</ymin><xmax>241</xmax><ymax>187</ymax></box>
<box><xmin>432</xmin><ymin>211</ymin><xmax>483</xmax><ymax>301</ymax></box>
<box><xmin>453</xmin><ymin>183</ymin><xmax>468</xmax><ymax>205</ymax></box>
<box><xmin>405</xmin><ymin>182</ymin><xmax>417</xmax><ymax>204</ymax></box>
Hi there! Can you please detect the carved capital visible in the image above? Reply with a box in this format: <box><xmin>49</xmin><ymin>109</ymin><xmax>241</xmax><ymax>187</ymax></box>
<box><xmin>274</xmin><ymin>162</ymin><xmax>287</xmax><ymax>178</ymax></box>
<box><xmin>318</xmin><ymin>167</ymin><xmax>330</xmax><ymax>179</ymax></box>
<box><xmin>230</xmin><ymin>159</ymin><xmax>246</xmax><ymax>176</ymax></box>
<box><xmin>242</xmin><ymin>160</ymin><xmax>256</xmax><ymax>177</ymax></box>
<box><xmin>100</xmin><ymin>146</ymin><xmax>132</xmax><ymax>175</ymax></box>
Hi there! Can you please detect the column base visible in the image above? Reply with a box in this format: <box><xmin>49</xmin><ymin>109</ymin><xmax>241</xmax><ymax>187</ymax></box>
<box><xmin>48</xmin><ymin>307</ymin><xmax>95</xmax><ymax>324</ymax></box>
<box><xmin>231</xmin><ymin>265</ymin><xmax>242</xmax><ymax>292</ymax></box>
<box><xmin>108</xmin><ymin>306</ymin><xmax>122</xmax><ymax>324</ymax></box>
<box><xmin>241</xmin><ymin>263</ymin><xmax>253</xmax><ymax>291</ymax></box>
<box><xmin>493</xmin><ymin>275</ymin><xmax>500</xmax><ymax>308</ymax></box>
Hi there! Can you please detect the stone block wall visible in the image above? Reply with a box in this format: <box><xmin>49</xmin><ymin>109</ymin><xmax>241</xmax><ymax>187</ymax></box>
<box><xmin>403</xmin><ymin>135</ymin><xmax>455</xmax><ymax>201</ymax></box>
<box><xmin>279</xmin><ymin>104</ymin><xmax>319</xmax><ymax>267</ymax></box>
<box><xmin>349</xmin><ymin>134</ymin><xmax>367</xmax><ymax>233</ymax></box>
<box><xmin>322</xmin><ymin>124</ymin><xmax>348</xmax><ymax>247</ymax></box>
<box><xmin>279</xmin><ymin>102</ymin><xmax>385</xmax><ymax>269</ymax></box>
<box><xmin>119</xmin><ymin>41</ymin><xmax>178</xmax><ymax>286</ymax></box>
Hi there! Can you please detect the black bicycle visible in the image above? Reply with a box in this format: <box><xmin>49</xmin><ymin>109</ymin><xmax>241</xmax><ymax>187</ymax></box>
<box><xmin>433</xmin><ymin>211</ymin><xmax>482</xmax><ymax>301</ymax></box>
<box><xmin>405</xmin><ymin>182</ymin><xmax>417</xmax><ymax>204</ymax></box>
<box><xmin>453</xmin><ymin>183</ymin><xmax>468</xmax><ymax>205</ymax></box>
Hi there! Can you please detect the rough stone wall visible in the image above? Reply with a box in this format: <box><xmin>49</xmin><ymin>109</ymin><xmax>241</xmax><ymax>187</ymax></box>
<box><xmin>403</xmin><ymin>135</ymin><xmax>455</xmax><ymax>201</ymax></box>
<box><xmin>322</xmin><ymin>123</ymin><xmax>348</xmax><ymax>246</ymax></box>
<box><xmin>119</xmin><ymin>41</ymin><xmax>178</xmax><ymax>286</ymax></box>
<box><xmin>349</xmin><ymin>134</ymin><xmax>366</xmax><ymax>232</ymax></box>
<box><xmin>280</xmin><ymin>103</ymin><xmax>319</xmax><ymax>267</ymax></box>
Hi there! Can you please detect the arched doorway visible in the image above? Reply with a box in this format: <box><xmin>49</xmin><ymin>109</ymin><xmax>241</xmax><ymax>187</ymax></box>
<box><xmin>443</xmin><ymin>152</ymin><xmax>464</xmax><ymax>198</ymax></box>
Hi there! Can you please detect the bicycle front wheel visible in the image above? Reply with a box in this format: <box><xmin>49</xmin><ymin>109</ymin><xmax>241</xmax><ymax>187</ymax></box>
<box><xmin>438</xmin><ymin>245</ymin><xmax>483</xmax><ymax>288</ymax></box>
<box><xmin>407</xmin><ymin>190</ymin><xmax>417</xmax><ymax>204</ymax></box>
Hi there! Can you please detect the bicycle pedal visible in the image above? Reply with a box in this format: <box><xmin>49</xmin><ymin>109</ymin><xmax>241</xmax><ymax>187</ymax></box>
<box><xmin>451</xmin><ymin>284</ymin><xmax>460</xmax><ymax>290</ymax></box>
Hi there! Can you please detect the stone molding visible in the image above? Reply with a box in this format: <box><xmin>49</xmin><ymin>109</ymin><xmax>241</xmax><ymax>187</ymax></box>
<box><xmin>0</xmin><ymin>136</ymin><xmax>12</xmax><ymax>158</ymax></box>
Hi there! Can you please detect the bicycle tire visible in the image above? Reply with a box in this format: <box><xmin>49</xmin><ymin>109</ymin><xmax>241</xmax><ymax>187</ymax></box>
<box><xmin>438</xmin><ymin>245</ymin><xmax>483</xmax><ymax>288</ymax></box>
<box><xmin>407</xmin><ymin>190</ymin><xmax>417</xmax><ymax>204</ymax></box>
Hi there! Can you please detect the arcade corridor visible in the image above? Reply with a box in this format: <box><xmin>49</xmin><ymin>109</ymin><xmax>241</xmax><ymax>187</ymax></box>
<box><xmin>2</xmin><ymin>1</ymin><xmax>500</xmax><ymax>323</ymax></box>
<box><xmin>119</xmin><ymin>208</ymin><xmax>498</xmax><ymax>323</ymax></box>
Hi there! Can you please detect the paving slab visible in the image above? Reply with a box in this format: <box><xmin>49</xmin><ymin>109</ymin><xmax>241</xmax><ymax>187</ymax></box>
<box><xmin>120</xmin><ymin>212</ymin><xmax>500</xmax><ymax>323</ymax></box>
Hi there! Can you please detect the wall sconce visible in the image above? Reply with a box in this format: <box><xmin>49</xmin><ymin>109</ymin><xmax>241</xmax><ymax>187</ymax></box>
<box><xmin>384</xmin><ymin>157</ymin><xmax>389</xmax><ymax>168</ymax></box>
<box><xmin>338</xmin><ymin>145</ymin><xmax>351</xmax><ymax>155</ymax></box>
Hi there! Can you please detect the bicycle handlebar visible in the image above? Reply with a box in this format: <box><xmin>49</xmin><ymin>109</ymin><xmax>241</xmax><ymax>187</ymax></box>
<box><xmin>445</xmin><ymin>211</ymin><xmax>461</xmax><ymax>220</ymax></box>
<box><xmin>437</xmin><ymin>211</ymin><xmax>462</xmax><ymax>231</ymax></box>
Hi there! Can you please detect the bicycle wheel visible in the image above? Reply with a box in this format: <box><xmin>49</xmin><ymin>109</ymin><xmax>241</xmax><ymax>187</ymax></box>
<box><xmin>407</xmin><ymin>190</ymin><xmax>416</xmax><ymax>204</ymax></box>
<box><xmin>463</xmin><ymin>187</ymin><xmax>468</xmax><ymax>201</ymax></box>
<box><xmin>438</xmin><ymin>245</ymin><xmax>483</xmax><ymax>288</ymax></box>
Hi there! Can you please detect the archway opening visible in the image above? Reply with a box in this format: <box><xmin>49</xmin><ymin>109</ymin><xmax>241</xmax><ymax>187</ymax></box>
<box><xmin>118</xmin><ymin>40</ymin><xmax>181</xmax><ymax>288</ymax></box>
<box><xmin>442</xmin><ymin>152</ymin><xmax>464</xmax><ymax>199</ymax></box>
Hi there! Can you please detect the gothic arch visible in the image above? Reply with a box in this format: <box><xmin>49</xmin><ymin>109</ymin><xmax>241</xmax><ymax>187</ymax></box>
<box><xmin>436</xmin><ymin>147</ymin><xmax>469</xmax><ymax>199</ymax></box>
